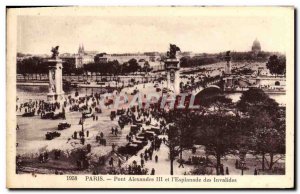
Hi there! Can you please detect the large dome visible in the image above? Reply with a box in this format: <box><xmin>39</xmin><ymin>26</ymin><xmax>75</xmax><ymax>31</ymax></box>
<box><xmin>252</xmin><ymin>39</ymin><xmax>261</xmax><ymax>52</ymax></box>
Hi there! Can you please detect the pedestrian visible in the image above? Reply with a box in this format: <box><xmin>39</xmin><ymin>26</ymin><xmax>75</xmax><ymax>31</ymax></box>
<box><xmin>73</xmin><ymin>131</ymin><xmax>77</xmax><ymax>139</ymax></box>
<box><xmin>112</xmin><ymin>143</ymin><xmax>116</xmax><ymax>152</ymax></box>
<box><xmin>220</xmin><ymin>164</ymin><xmax>224</xmax><ymax>175</ymax></box>
<box><xmin>226</xmin><ymin>167</ymin><xmax>229</xmax><ymax>175</ymax></box>
<box><xmin>151</xmin><ymin>168</ymin><xmax>155</xmax><ymax>175</ymax></box>
<box><xmin>155</xmin><ymin>155</ymin><xmax>158</xmax><ymax>163</ymax></box>
<box><xmin>178</xmin><ymin>159</ymin><xmax>184</xmax><ymax>168</ymax></box>
<box><xmin>86</xmin><ymin>130</ymin><xmax>89</xmax><ymax>137</ymax></box>
<box><xmin>254</xmin><ymin>168</ymin><xmax>258</xmax><ymax>175</ymax></box>
<box><xmin>118</xmin><ymin>159</ymin><xmax>122</xmax><ymax>168</ymax></box>
<box><xmin>109</xmin><ymin>157</ymin><xmax>114</xmax><ymax>167</ymax></box>
<box><xmin>111</xmin><ymin>127</ymin><xmax>114</xmax><ymax>134</ymax></box>
<box><xmin>81</xmin><ymin>137</ymin><xmax>85</xmax><ymax>145</ymax></box>
<box><xmin>87</xmin><ymin>144</ymin><xmax>91</xmax><ymax>152</ymax></box>
<box><xmin>235</xmin><ymin>159</ymin><xmax>239</xmax><ymax>169</ymax></box>
<box><xmin>141</xmin><ymin>159</ymin><xmax>144</xmax><ymax>167</ymax></box>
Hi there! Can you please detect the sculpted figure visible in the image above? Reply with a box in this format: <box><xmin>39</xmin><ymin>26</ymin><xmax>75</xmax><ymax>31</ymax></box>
<box><xmin>167</xmin><ymin>44</ymin><xmax>180</xmax><ymax>59</ymax></box>
<box><xmin>51</xmin><ymin>46</ymin><xmax>59</xmax><ymax>59</ymax></box>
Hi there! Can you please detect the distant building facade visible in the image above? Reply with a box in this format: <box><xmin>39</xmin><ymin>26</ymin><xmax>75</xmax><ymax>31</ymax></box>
<box><xmin>75</xmin><ymin>44</ymin><xmax>95</xmax><ymax>68</ymax></box>
<box><xmin>59</xmin><ymin>45</ymin><xmax>96</xmax><ymax>68</ymax></box>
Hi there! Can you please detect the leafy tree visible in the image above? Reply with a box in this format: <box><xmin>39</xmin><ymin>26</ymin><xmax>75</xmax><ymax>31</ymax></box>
<box><xmin>237</xmin><ymin>88</ymin><xmax>279</xmax><ymax>119</ymax></box>
<box><xmin>266</xmin><ymin>55</ymin><xmax>286</xmax><ymax>76</ymax></box>
<box><xmin>250</xmin><ymin>127</ymin><xmax>285</xmax><ymax>170</ymax></box>
<box><xmin>162</xmin><ymin>110</ymin><xmax>198</xmax><ymax>175</ymax></box>
<box><xmin>17</xmin><ymin>57</ymin><xmax>47</xmax><ymax>80</ymax></box>
<box><xmin>62</xmin><ymin>60</ymin><xmax>76</xmax><ymax>75</ymax></box>
<box><xmin>194</xmin><ymin>114</ymin><xmax>242</xmax><ymax>171</ymax></box>
<box><xmin>237</xmin><ymin>88</ymin><xmax>284</xmax><ymax>171</ymax></box>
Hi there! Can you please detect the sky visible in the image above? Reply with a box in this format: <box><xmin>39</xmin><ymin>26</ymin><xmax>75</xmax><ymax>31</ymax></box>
<box><xmin>17</xmin><ymin>13</ymin><xmax>289</xmax><ymax>55</ymax></box>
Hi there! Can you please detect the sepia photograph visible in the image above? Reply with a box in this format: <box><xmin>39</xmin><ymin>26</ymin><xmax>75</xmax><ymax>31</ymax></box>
<box><xmin>6</xmin><ymin>6</ymin><xmax>294</xmax><ymax>189</ymax></box>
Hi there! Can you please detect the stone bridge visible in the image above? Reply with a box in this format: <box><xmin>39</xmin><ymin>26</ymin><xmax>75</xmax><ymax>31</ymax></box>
<box><xmin>183</xmin><ymin>77</ymin><xmax>223</xmax><ymax>96</ymax></box>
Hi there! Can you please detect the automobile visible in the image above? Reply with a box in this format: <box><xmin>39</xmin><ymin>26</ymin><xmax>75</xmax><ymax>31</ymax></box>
<box><xmin>97</xmin><ymin>82</ymin><xmax>106</xmax><ymax>86</ymax></box>
<box><xmin>41</xmin><ymin>112</ymin><xmax>54</xmax><ymax>119</ymax></box>
<box><xmin>148</xmin><ymin>127</ymin><xmax>161</xmax><ymax>135</ymax></box>
<box><xmin>135</xmin><ymin>134</ymin><xmax>146</xmax><ymax>142</ymax></box>
<box><xmin>131</xmin><ymin>89</ymin><xmax>139</xmax><ymax>95</ymax></box>
<box><xmin>69</xmin><ymin>104</ymin><xmax>79</xmax><ymax>111</ymax></box>
<box><xmin>118</xmin><ymin>143</ymin><xmax>140</xmax><ymax>155</ymax></box>
<box><xmin>52</xmin><ymin>112</ymin><xmax>65</xmax><ymax>120</ymax></box>
<box><xmin>95</xmin><ymin>107</ymin><xmax>102</xmax><ymax>113</ymax></box>
<box><xmin>22</xmin><ymin>111</ymin><xmax>35</xmax><ymax>117</ymax></box>
<box><xmin>119</xmin><ymin>115</ymin><xmax>131</xmax><ymax>125</ymax></box>
<box><xmin>131</xmin><ymin>140</ymin><xmax>144</xmax><ymax>149</ymax></box>
<box><xmin>156</xmin><ymin>88</ymin><xmax>161</xmax><ymax>92</ymax></box>
<box><xmin>83</xmin><ymin>112</ymin><xmax>93</xmax><ymax>118</ymax></box>
<box><xmin>154</xmin><ymin>83</ymin><xmax>159</xmax><ymax>88</ymax></box>
<box><xmin>133</xmin><ymin>118</ymin><xmax>143</xmax><ymax>125</ymax></box>
<box><xmin>117</xmin><ymin>109</ymin><xmax>125</xmax><ymax>115</ymax></box>
<box><xmin>105</xmin><ymin>99</ymin><xmax>114</xmax><ymax>106</ymax></box>
<box><xmin>130</xmin><ymin>125</ymin><xmax>140</xmax><ymax>134</ymax></box>
<box><xmin>143</xmin><ymin>131</ymin><xmax>155</xmax><ymax>140</ymax></box>
<box><xmin>57</xmin><ymin>122</ymin><xmax>71</xmax><ymax>130</ymax></box>
<box><xmin>162</xmin><ymin>88</ymin><xmax>168</xmax><ymax>93</ymax></box>
<box><xmin>45</xmin><ymin>131</ymin><xmax>61</xmax><ymax>140</ymax></box>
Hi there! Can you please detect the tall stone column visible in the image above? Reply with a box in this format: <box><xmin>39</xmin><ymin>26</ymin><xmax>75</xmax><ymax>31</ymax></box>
<box><xmin>47</xmin><ymin>58</ymin><xmax>64</xmax><ymax>103</ymax></box>
<box><xmin>224</xmin><ymin>51</ymin><xmax>232</xmax><ymax>75</ymax></box>
<box><xmin>164</xmin><ymin>44</ymin><xmax>181</xmax><ymax>96</ymax></box>
<box><xmin>165</xmin><ymin>59</ymin><xmax>180</xmax><ymax>95</ymax></box>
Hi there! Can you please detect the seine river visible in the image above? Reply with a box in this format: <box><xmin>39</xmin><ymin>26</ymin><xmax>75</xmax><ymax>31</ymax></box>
<box><xmin>16</xmin><ymin>85</ymin><xmax>286</xmax><ymax>105</ymax></box>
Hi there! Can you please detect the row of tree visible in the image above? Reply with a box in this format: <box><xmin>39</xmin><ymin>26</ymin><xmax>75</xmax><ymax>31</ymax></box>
<box><xmin>161</xmin><ymin>88</ymin><xmax>285</xmax><ymax>175</ymax></box>
<box><xmin>17</xmin><ymin>57</ymin><xmax>152</xmax><ymax>79</ymax></box>
<box><xmin>16</xmin><ymin>52</ymin><xmax>286</xmax><ymax>78</ymax></box>
<box><xmin>83</xmin><ymin>58</ymin><xmax>152</xmax><ymax>75</ymax></box>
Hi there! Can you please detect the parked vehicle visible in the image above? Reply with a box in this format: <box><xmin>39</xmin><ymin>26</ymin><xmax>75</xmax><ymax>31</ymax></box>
<box><xmin>22</xmin><ymin>111</ymin><xmax>35</xmax><ymax>117</ymax></box>
<box><xmin>149</xmin><ymin>127</ymin><xmax>161</xmax><ymax>135</ymax></box>
<box><xmin>130</xmin><ymin>125</ymin><xmax>140</xmax><ymax>134</ymax></box>
<box><xmin>45</xmin><ymin>131</ymin><xmax>61</xmax><ymax>140</ymax></box>
<box><xmin>57</xmin><ymin>122</ymin><xmax>71</xmax><ymax>130</ymax></box>
<box><xmin>52</xmin><ymin>112</ymin><xmax>65</xmax><ymax>120</ymax></box>
<box><xmin>83</xmin><ymin>112</ymin><xmax>93</xmax><ymax>118</ymax></box>
<box><xmin>118</xmin><ymin>143</ymin><xmax>140</xmax><ymax>155</ymax></box>
<box><xmin>117</xmin><ymin>109</ymin><xmax>125</xmax><ymax>115</ymax></box>
<box><xmin>41</xmin><ymin>112</ymin><xmax>54</xmax><ymax>119</ymax></box>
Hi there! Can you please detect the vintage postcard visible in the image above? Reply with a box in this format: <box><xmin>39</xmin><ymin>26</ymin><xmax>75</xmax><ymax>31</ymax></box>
<box><xmin>6</xmin><ymin>6</ymin><xmax>294</xmax><ymax>189</ymax></box>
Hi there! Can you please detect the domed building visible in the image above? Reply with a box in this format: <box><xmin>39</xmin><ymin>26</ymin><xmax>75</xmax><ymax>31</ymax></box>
<box><xmin>251</xmin><ymin>38</ymin><xmax>261</xmax><ymax>54</ymax></box>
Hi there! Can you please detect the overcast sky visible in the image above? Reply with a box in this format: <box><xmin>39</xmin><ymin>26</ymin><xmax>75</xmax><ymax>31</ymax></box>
<box><xmin>17</xmin><ymin>14</ymin><xmax>288</xmax><ymax>55</ymax></box>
